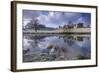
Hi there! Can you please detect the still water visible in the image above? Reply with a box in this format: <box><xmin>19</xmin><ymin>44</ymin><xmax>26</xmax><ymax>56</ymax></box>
<box><xmin>23</xmin><ymin>34</ymin><xmax>91</xmax><ymax>62</ymax></box>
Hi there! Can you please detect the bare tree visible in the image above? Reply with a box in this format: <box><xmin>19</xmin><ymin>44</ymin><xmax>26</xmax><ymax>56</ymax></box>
<box><xmin>34</xmin><ymin>19</ymin><xmax>38</xmax><ymax>32</ymax></box>
<box><xmin>30</xmin><ymin>18</ymin><xmax>39</xmax><ymax>32</ymax></box>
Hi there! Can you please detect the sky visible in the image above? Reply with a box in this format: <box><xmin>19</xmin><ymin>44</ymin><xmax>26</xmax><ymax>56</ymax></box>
<box><xmin>23</xmin><ymin>10</ymin><xmax>91</xmax><ymax>28</ymax></box>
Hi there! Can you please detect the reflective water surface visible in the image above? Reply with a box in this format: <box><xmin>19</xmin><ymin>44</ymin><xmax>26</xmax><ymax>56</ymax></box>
<box><xmin>23</xmin><ymin>34</ymin><xmax>91</xmax><ymax>62</ymax></box>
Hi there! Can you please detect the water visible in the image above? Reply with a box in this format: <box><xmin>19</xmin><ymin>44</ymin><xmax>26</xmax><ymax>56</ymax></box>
<box><xmin>23</xmin><ymin>34</ymin><xmax>91</xmax><ymax>62</ymax></box>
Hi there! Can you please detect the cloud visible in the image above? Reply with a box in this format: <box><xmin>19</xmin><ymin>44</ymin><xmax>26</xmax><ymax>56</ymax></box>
<box><xmin>23</xmin><ymin>10</ymin><xmax>91</xmax><ymax>28</ymax></box>
<box><xmin>74</xmin><ymin>17</ymin><xmax>84</xmax><ymax>24</ymax></box>
<box><xmin>64</xmin><ymin>12</ymin><xmax>81</xmax><ymax>18</ymax></box>
<box><xmin>48</xmin><ymin>12</ymin><xmax>55</xmax><ymax>17</ymax></box>
<box><xmin>46</xmin><ymin>12</ymin><xmax>66</xmax><ymax>26</ymax></box>
<box><xmin>45</xmin><ymin>12</ymin><xmax>83</xmax><ymax>26</ymax></box>
<box><xmin>23</xmin><ymin>10</ymin><xmax>40</xmax><ymax>19</ymax></box>
<box><xmin>36</xmin><ymin>14</ymin><xmax>49</xmax><ymax>24</ymax></box>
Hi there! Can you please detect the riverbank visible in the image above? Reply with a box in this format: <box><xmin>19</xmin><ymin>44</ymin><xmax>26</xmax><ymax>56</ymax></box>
<box><xmin>23</xmin><ymin>28</ymin><xmax>91</xmax><ymax>34</ymax></box>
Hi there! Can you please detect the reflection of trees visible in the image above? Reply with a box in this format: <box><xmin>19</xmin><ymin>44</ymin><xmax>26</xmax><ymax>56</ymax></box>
<box><xmin>58</xmin><ymin>35</ymin><xmax>86</xmax><ymax>46</ymax></box>
<box><xmin>33</xmin><ymin>36</ymin><xmax>46</xmax><ymax>46</ymax></box>
<box><xmin>77</xmin><ymin>37</ymin><xmax>83</xmax><ymax>41</ymax></box>
<box><xmin>24</xmin><ymin>35</ymin><xmax>47</xmax><ymax>49</ymax></box>
<box><xmin>31</xmin><ymin>38</ymin><xmax>38</xmax><ymax>48</ymax></box>
<box><xmin>58</xmin><ymin>36</ymin><xmax>75</xmax><ymax>46</ymax></box>
<box><xmin>62</xmin><ymin>35</ymin><xmax>84</xmax><ymax>41</ymax></box>
<box><xmin>24</xmin><ymin>34</ymin><xmax>46</xmax><ymax>40</ymax></box>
